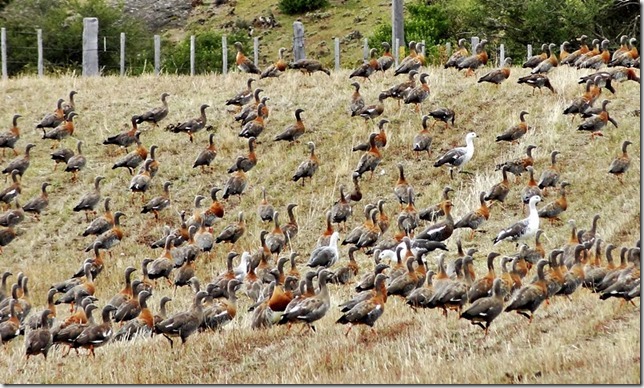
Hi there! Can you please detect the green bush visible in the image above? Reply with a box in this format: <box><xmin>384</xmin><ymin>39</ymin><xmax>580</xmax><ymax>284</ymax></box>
<box><xmin>163</xmin><ymin>31</ymin><xmax>250</xmax><ymax>75</ymax></box>
<box><xmin>0</xmin><ymin>0</ymin><xmax>153</xmax><ymax>76</ymax></box>
<box><xmin>278</xmin><ymin>0</ymin><xmax>328</xmax><ymax>15</ymax></box>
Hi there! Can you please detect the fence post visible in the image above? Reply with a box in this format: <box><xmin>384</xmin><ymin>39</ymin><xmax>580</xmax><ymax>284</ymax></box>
<box><xmin>446</xmin><ymin>42</ymin><xmax>451</xmax><ymax>57</ymax></box>
<box><xmin>334</xmin><ymin>37</ymin><xmax>340</xmax><ymax>71</ymax></box>
<box><xmin>392</xmin><ymin>0</ymin><xmax>405</xmax><ymax>52</ymax></box>
<box><xmin>253</xmin><ymin>36</ymin><xmax>259</xmax><ymax>67</ymax></box>
<box><xmin>363</xmin><ymin>38</ymin><xmax>369</xmax><ymax>62</ymax></box>
<box><xmin>499</xmin><ymin>44</ymin><xmax>505</xmax><ymax>65</ymax></box>
<box><xmin>1</xmin><ymin>28</ymin><xmax>6</xmax><ymax>80</ymax></box>
<box><xmin>527</xmin><ymin>44</ymin><xmax>532</xmax><ymax>60</ymax></box>
<box><xmin>293</xmin><ymin>20</ymin><xmax>305</xmax><ymax>61</ymax></box>
<box><xmin>120</xmin><ymin>32</ymin><xmax>125</xmax><ymax>76</ymax></box>
<box><xmin>394</xmin><ymin>38</ymin><xmax>400</xmax><ymax>67</ymax></box>
<box><xmin>222</xmin><ymin>35</ymin><xmax>228</xmax><ymax>74</ymax></box>
<box><xmin>154</xmin><ymin>35</ymin><xmax>160</xmax><ymax>76</ymax></box>
<box><xmin>421</xmin><ymin>39</ymin><xmax>426</xmax><ymax>57</ymax></box>
<box><xmin>37</xmin><ymin>29</ymin><xmax>43</xmax><ymax>77</ymax></box>
<box><xmin>82</xmin><ymin>17</ymin><xmax>99</xmax><ymax>76</ymax></box>
<box><xmin>190</xmin><ymin>35</ymin><xmax>195</xmax><ymax>76</ymax></box>
<box><xmin>471</xmin><ymin>36</ymin><xmax>479</xmax><ymax>51</ymax></box>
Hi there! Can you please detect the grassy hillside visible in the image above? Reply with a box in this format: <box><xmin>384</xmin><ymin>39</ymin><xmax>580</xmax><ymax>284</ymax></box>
<box><xmin>177</xmin><ymin>0</ymin><xmax>390</xmax><ymax>68</ymax></box>
<box><xmin>0</xmin><ymin>60</ymin><xmax>639</xmax><ymax>383</ymax></box>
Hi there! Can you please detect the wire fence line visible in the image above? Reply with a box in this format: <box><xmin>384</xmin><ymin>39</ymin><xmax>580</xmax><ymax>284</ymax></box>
<box><xmin>1</xmin><ymin>18</ymin><xmax>533</xmax><ymax>80</ymax></box>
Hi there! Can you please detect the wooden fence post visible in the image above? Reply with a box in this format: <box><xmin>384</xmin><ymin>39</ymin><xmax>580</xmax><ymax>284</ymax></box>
<box><xmin>120</xmin><ymin>32</ymin><xmax>125</xmax><ymax>76</ymax></box>
<box><xmin>82</xmin><ymin>17</ymin><xmax>99</xmax><ymax>76</ymax></box>
<box><xmin>334</xmin><ymin>37</ymin><xmax>340</xmax><ymax>71</ymax></box>
<box><xmin>190</xmin><ymin>35</ymin><xmax>195</xmax><ymax>76</ymax></box>
<box><xmin>222</xmin><ymin>35</ymin><xmax>228</xmax><ymax>74</ymax></box>
<box><xmin>0</xmin><ymin>28</ymin><xmax>5</xmax><ymax>80</ymax></box>
<box><xmin>37</xmin><ymin>29</ymin><xmax>43</xmax><ymax>77</ymax></box>
<box><xmin>446</xmin><ymin>42</ymin><xmax>451</xmax><ymax>57</ymax></box>
<box><xmin>293</xmin><ymin>21</ymin><xmax>305</xmax><ymax>61</ymax></box>
<box><xmin>471</xmin><ymin>36</ymin><xmax>479</xmax><ymax>51</ymax></box>
<box><xmin>527</xmin><ymin>44</ymin><xmax>532</xmax><ymax>60</ymax></box>
<box><xmin>394</xmin><ymin>38</ymin><xmax>400</xmax><ymax>67</ymax></box>
<box><xmin>363</xmin><ymin>38</ymin><xmax>369</xmax><ymax>62</ymax></box>
<box><xmin>499</xmin><ymin>44</ymin><xmax>505</xmax><ymax>65</ymax></box>
<box><xmin>253</xmin><ymin>36</ymin><xmax>259</xmax><ymax>67</ymax></box>
<box><xmin>154</xmin><ymin>35</ymin><xmax>160</xmax><ymax>75</ymax></box>
<box><xmin>392</xmin><ymin>0</ymin><xmax>405</xmax><ymax>52</ymax></box>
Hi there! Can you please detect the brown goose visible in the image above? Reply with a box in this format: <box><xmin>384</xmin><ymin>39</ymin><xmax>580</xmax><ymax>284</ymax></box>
<box><xmin>523</xmin><ymin>44</ymin><xmax>548</xmax><ymax>68</ymax></box>
<box><xmin>73</xmin><ymin>304</ymin><xmax>117</xmax><ymax>357</ymax></box>
<box><xmin>416</xmin><ymin>201</ymin><xmax>454</xmax><ymax>242</ymax></box>
<box><xmin>50</xmin><ymin>146</ymin><xmax>74</xmax><ymax>171</ymax></box>
<box><xmin>236</xmin><ymin>89</ymin><xmax>266</xmax><ymax>124</ymax></box>
<box><xmin>377</xmin><ymin>42</ymin><xmax>395</xmax><ymax>72</ymax></box>
<box><xmin>192</xmin><ymin>133</ymin><xmax>217</xmax><ymax>172</ymax></box>
<box><xmin>316</xmin><ymin>211</ymin><xmax>335</xmax><ymax>248</ymax></box>
<box><xmin>62</xmin><ymin>90</ymin><xmax>77</xmax><ymax>115</ymax></box>
<box><xmin>260</xmin><ymin>47</ymin><xmax>287</xmax><ymax>79</ymax></box>
<box><xmin>113</xmin><ymin>291</ymin><xmax>154</xmax><ymax>341</ymax></box>
<box><xmin>484</xmin><ymin>165</ymin><xmax>510</xmax><ymax>203</ymax></box>
<box><xmin>223</xmin><ymin>158</ymin><xmax>248</xmax><ymax>201</ymax></box>
<box><xmin>42</xmin><ymin>112</ymin><xmax>77</xmax><ymax>148</ymax></box>
<box><xmin>358</xmin><ymin>93</ymin><xmax>387</xmax><ymax>123</ymax></box>
<box><xmin>517</xmin><ymin>73</ymin><xmax>556</xmax><ymax>95</ymax></box>
<box><xmin>202</xmin><ymin>279</ymin><xmax>242</xmax><ymax>331</ymax></box>
<box><xmin>394</xmin><ymin>42</ymin><xmax>425</xmax><ymax>76</ymax></box>
<box><xmin>215</xmin><ymin>211</ymin><xmax>245</xmax><ymax>246</ymax></box>
<box><xmin>412</xmin><ymin>115</ymin><xmax>433</xmax><ymax>160</ymax></box>
<box><xmin>354</xmin><ymin>133</ymin><xmax>383</xmax><ymax>180</ymax></box>
<box><xmin>103</xmin><ymin>116</ymin><xmax>139</xmax><ymax>152</ymax></box>
<box><xmin>226</xmin><ymin>78</ymin><xmax>256</xmax><ymax>106</ymax></box>
<box><xmin>454</xmin><ymin>191</ymin><xmax>491</xmax><ymax>238</ymax></box>
<box><xmin>467</xmin><ymin>252</ymin><xmax>501</xmax><ymax>303</ymax></box>
<box><xmin>496</xmin><ymin>111</ymin><xmax>530</xmax><ymax>143</ymax></box>
<box><xmin>107</xmin><ymin>266</ymin><xmax>136</xmax><ymax>310</ymax></box>
<box><xmin>504</xmin><ymin>259</ymin><xmax>549</xmax><ymax>323</ymax></box>
<box><xmin>495</xmin><ymin>144</ymin><xmax>537</xmax><ymax>182</ymax></box>
<box><xmin>147</xmin><ymin>235</ymin><xmax>176</xmax><ymax>285</ymax></box>
<box><xmin>0</xmin><ymin>114</ymin><xmax>21</xmax><ymax>157</ymax></box>
<box><xmin>139</xmin><ymin>144</ymin><xmax>159</xmax><ymax>178</ymax></box>
<box><xmin>36</xmin><ymin>98</ymin><xmax>65</xmax><ymax>129</ymax></box>
<box><xmin>581</xmin><ymin>214</ymin><xmax>601</xmax><ymax>245</ymax></box>
<box><xmin>456</xmin><ymin>40</ymin><xmax>489</xmax><ymax>75</ymax></box>
<box><xmin>257</xmin><ymin>187</ymin><xmax>274</xmax><ymax>223</ymax></box>
<box><xmin>520</xmin><ymin>166</ymin><xmax>542</xmax><ymax>211</ymax></box>
<box><xmin>167</xmin><ymin>104</ymin><xmax>210</xmax><ymax>143</ymax></box>
<box><xmin>0</xmin><ymin>299</ymin><xmax>21</xmax><ymax>345</ymax></box>
<box><xmin>275</xmin><ymin>108</ymin><xmax>306</xmax><ymax>143</ymax></box>
<box><xmin>239</xmin><ymin>103</ymin><xmax>266</xmax><ymax>138</ymax></box>
<box><xmin>376</xmin><ymin>199</ymin><xmax>389</xmax><ymax>234</ymax></box>
<box><xmin>403</xmin><ymin>72</ymin><xmax>430</xmax><ymax>112</ymax></box>
<box><xmin>356</xmin><ymin>208</ymin><xmax>382</xmax><ymax>250</ymax></box>
<box><xmin>228</xmin><ymin>137</ymin><xmax>257</xmax><ymax>173</ymax></box>
<box><xmin>25</xmin><ymin>309</ymin><xmax>54</xmax><ymax>359</ymax></box>
<box><xmin>537</xmin><ymin>150</ymin><xmax>561</xmax><ymax>194</ymax></box>
<box><xmin>64</xmin><ymin>141</ymin><xmax>86</xmax><ymax>182</ymax></box>
<box><xmin>331</xmin><ymin>184</ymin><xmax>352</xmax><ymax>231</ymax></box>
<box><xmin>478</xmin><ymin>57</ymin><xmax>512</xmax><ymax>85</ymax></box>
<box><xmin>352</xmin><ymin>119</ymin><xmax>389</xmax><ymax>152</ymax></box>
<box><xmin>282</xmin><ymin>203</ymin><xmax>299</xmax><ymax>244</ymax></box>
<box><xmin>234</xmin><ymin>41</ymin><xmax>261</xmax><ymax>74</ymax></box>
<box><xmin>2</xmin><ymin>143</ymin><xmax>35</xmax><ymax>179</ymax></box>
<box><xmin>202</xmin><ymin>187</ymin><xmax>225</xmax><ymax>227</ymax></box>
<box><xmin>427</xmin><ymin>257</ymin><xmax>470</xmax><ymax>316</ymax></box>
<box><xmin>277</xmin><ymin>269</ymin><xmax>332</xmax><ymax>332</ymax></box>
<box><xmin>141</xmin><ymin>181</ymin><xmax>172</xmax><ymax>220</ymax></box>
<box><xmin>386</xmin><ymin>252</ymin><xmax>419</xmax><ymax>297</ymax></box>
<box><xmin>136</xmin><ymin>92</ymin><xmax>170</xmax><ymax>128</ymax></box>
<box><xmin>292</xmin><ymin>142</ymin><xmax>319</xmax><ymax>186</ymax></box>
<box><xmin>342</xmin><ymin>204</ymin><xmax>377</xmax><ymax>246</ymax></box>
<box><xmin>608</xmin><ymin>140</ymin><xmax>632</xmax><ymax>184</ymax></box>
<box><xmin>460</xmin><ymin>278</ymin><xmax>505</xmax><ymax>336</ymax></box>
<box><xmin>419</xmin><ymin>185</ymin><xmax>453</xmax><ymax>222</ymax></box>
<box><xmin>331</xmin><ymin>246</ymin><xmax>360</xmax><ymax>285</ymax></box>
<box><xmin>288</xmin><ymin>58</ymin><xmax>331</xmax><ymax>76</ymax></box>
<box><xmin>428</xmin><ymin>107</ymin><xmax>456</xmax><ymax>129</ymax></box>
<box><xmin>0</xmin><ymin>198</ymin><xmax>24</xmax><ymax>227</ymax></box>
<box><xmin>83</xmin><ymin>211</ymin><xmax>125</xmax><ymax>252</ymax></box>
<box><xmin>538</xmin><ymin>181</ymin><xmax>570</xmax><ymax>223</ymax></box>
<box><xmin>111</xmin><ymin>131</ymin><xmax>147</xmax><ymax>174</ymax></box>
<box><xmin>73</xmin><ymin>176</ymin><xmax>104</xmax><ymax>221</ymax></box>
<box><xmin>266</xmin><ymin>211</ymin><xmax>286</xmax><ymax>257</ymax></box>
<box><xmin>0</xmin><ymin>171</ymin><xmax>20</xmax><ymax>212</ymax></box>
<box><xmin>156</xmin><ymin>290</ymin><xmax>209</xmax><ymax>347</ymax></box>
<box><xmin>349</xmin><ymin>82</ymin><xmax>365</xmax><ymax>117</ymax></box>
<box><xmin>350</xmin><ymin>48</ymin><xmax>380</xmax><ymax>80</ymax></box>
<box><xmin>382</xmin><ymin>70</ymin><xmax>417</xmax><ymax>107</ymax></box>
<box><xmin>444</xmin><ymin>38</ymin><xmax>468</xmax><ymax>69</ymax></box>
<box><xmin>336</xmin><ymin>273</ymin><xmax>388</xmax><ymax>335</ymax></box>
<box><xmin>577</xmin><ymin>99</ymin><xmax>617</xmax><ymax>138</ymax></box>
<box><xmin>397</xmin><ymin>187</ymin><xmax>419</xmax><ymax>236</ymax></box>
<box><xmin>81</xmin><ymin>197</ymin><xmax>112</xmax><ymax>237</ymax></box>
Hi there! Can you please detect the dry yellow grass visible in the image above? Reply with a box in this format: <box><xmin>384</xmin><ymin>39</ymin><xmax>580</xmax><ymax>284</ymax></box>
<box><xmin>0</xmin><ymin>63</ymin><xmax>639</xmax><ymax>384</ymax></box>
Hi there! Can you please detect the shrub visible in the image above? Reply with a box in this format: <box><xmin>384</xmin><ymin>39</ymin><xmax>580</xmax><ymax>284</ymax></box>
<box><xmin>278</xmin><ymin>0</ymin><xmax>328</xmax><ymax>15</ymax></box>
<box><xmin>163</xmin><ymin>30</ymin><xmax>250</xmax><ymax>75</ymax></box>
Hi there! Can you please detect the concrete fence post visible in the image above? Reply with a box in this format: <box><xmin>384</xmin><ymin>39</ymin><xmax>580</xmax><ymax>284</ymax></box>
<box><xmin>82</xmin><ymin>17</ymin><xmax>99</xmax><ymax>76</ymax></box>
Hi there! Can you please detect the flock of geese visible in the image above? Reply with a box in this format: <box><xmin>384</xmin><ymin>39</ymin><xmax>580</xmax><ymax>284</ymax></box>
<box><xmin>0</xmin><ymin>34</ymin><xmax>639</xmax><ymax>362</ymax></box>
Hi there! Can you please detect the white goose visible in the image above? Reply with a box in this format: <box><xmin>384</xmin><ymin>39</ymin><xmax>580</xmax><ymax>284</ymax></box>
<box><xmin>307</xmin><ymin>232</ymin><xmax>340</xmax><ymax>268</ymax></box>
<box><xmin>433</xmin><ymin>132</ymin><xmax>477</xmax><ymax>174</ymax></box>
<box><xmin>493</xmin><ymin>195</ymin><xmax>541</xmax><ymax>245</ymax></box>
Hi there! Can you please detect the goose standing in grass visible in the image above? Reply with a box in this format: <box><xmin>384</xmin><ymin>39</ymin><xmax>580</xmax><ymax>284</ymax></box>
<box><xmin>493</xmin><ymin>195</ymin><xmax>541</xmax><ymax>245</ymax></box>
<box><xmin>136</xmin><ymin>93</ymin><xmax>170</xmax><ymax>128</ymax></box>
<box><xmin>460</xmin><ymin>278</ymin><xmax>505</xmax><ymax>336</ymax></box>
<box><xmin>0</xmin><ymin>114</ymin><xmax>21</xmax><ymax>157</ymax></box>
<box><xmin>608</xmin><ymin>140</ymin><xmax>632</xmax><ymax>184</ymax></box>
<box><xmin>433</xmin><ymin>132</ymin><xmax>477</xmax><ymax>174</ymax></box>
<box><xmin>412</xmin><ymin>115</ymin><xmax>433</xmax><ymax>159</ymax></box>
<box><xmin>349</xmin><ymin>82</ymin><xmax>365</xmax><ymax>117</ymax></box>
<box><xmin>307</xmin><ymin>232</ymin><xmax>340</xmax><ymax>268</ymax></box>
<box><xmin>292</xmin><ymin>142</ymin><xmax>319</xmax><ymax>186</ymax></box>
<box><xmin>478</xmin><ymin>57</ymin><xmax>512</xmax><ymax>85</ymax></box>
